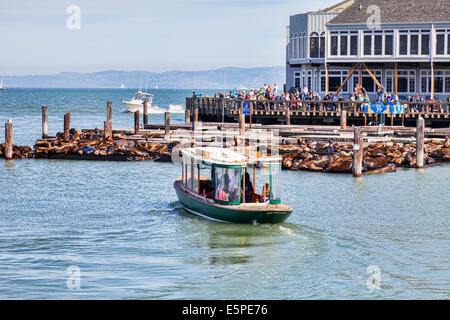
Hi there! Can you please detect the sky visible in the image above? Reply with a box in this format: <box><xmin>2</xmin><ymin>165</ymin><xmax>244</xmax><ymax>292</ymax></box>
<box><xmin>0</xmin><ymin>0</ymin><xmax>338</xmax><ymax>75</ymax></box>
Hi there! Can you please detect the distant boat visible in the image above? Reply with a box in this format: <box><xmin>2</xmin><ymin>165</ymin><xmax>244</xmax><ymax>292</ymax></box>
<box><xmin>120</xmin><ymin>83</ymin><xmax>126</xmax><ymax>89</ymax></box>
<box><xmin>0</xmin><ymin>77</ymin><xmax>5</xmax><ymax>90</ymax></box>
<box><xmin>122</xmin><ymin>90</ymin><xmax>166</xmax><ymax>113</ymax></box>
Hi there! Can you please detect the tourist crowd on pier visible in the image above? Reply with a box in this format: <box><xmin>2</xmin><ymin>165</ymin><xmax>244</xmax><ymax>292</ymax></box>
<box><xmin>204</xmin><ymin>83</ymin><xmax>450</xmax><ymax>112</ymax></box>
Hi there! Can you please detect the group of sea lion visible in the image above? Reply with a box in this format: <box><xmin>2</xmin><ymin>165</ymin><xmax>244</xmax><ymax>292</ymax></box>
<box><xmin>32</xmin><ymin>128</ymin><xmax>179</xmax><ymax>161</ymax></box>
<box><xmin>280</xmin><ymin>137</ymin><xmax>450</xmax><ymax>174</ymax></box>
<box><xmin>0</xmin><ymin>144</ymin><xmax>33</xmax><ymax>159</ymax></box>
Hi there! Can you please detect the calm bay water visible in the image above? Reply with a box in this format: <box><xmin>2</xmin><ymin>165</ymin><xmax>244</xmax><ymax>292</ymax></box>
<box><xmin>0</xmin><ymin>89</ymin><xmax>449</xmax><ymax>299</ymax></box>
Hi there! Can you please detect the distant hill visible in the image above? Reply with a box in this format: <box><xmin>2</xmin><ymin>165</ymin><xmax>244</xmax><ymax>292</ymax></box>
<box><xmin>3</xmin><ymin>67</ymin><xmax>285</xmax><ymax>89</ymax></box>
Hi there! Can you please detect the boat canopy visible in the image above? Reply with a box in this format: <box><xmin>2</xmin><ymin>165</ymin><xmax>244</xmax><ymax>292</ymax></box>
<box><xmin>181</xmin><ymin>147</ymin><xmax>283</xmax><ymax>205</ymax></box>
<box><xmin>137</xmin><ymin>90</ymin><xmax>153</xmax><ymax>97</ymax></box>
<box><xmin>181</xmin><ymin>147</ymin><xmax>281</xmax><ymax>167</ymax></box>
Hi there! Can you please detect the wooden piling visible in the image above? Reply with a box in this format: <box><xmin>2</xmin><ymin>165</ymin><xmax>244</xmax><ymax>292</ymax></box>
<box><xmin>285</xmin><ymin>105</ymin><xmax>291</xmax><ymax>126</ymax></box>
<box><xmin>340</xmin><ymin>109</ymin><xmax>347</xmax><ymax>129</ymax></box>
<box><xmin>143</xmin><ymin>100</ymin><xmax>149</xmax><ymax>125</ymax></box>
<box><xmin>107</xmin><ymin>101</ymin><xmax>112</xmax><ymax>122</ymax></box>
<box><xmin>352</xmin><ymin>127</ymin><xmax>363</xmax><ymax>177</ymax></box>
<box><xmin>5</xmin><ymin>121</ymin><xmax>13</xmax><ymax>161</ymax></box>
<box><xmin>134</xmin><ymin>110</ymin><xmax>140</xmax><ymax>135</ymax></box>
<box><xmin>104</xmin><ymin>120</ymin><xmax>112</xmax><ymax>140</ymax></box>
<box><xmin>42</xmin><ymin>106</ymin><xmax>48</xmax><ymax>139</ymax></box>
<box><xmin>63</xmin><ymin>112</ymin><xmax>70</xmax><ymax>141</ymax></box>
<box><xmin>165</xmin><ymin>111</ymin><xmax>170</xmax><ymax>139</ymax></box>
<box><xmin>416</xmin><ymin>117</ymin><xmax>425</xmax><ymax>168</ymax></box>
<box><xmin>192</xmin><ymin>108</ymin><xmax>199</xmax><ymax>131</ymax></box>
<box><xmin>239</xmin><ymin>113</ymin><xmax>245</xmax><ymax>137</ymax></box>
<box><xmin>185</xmin><ymin>109</ymin><xmax>191</xmax><ymax>125</ymax></box>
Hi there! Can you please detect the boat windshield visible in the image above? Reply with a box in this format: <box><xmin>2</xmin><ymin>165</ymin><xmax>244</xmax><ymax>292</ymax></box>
<box><xmin>268</xmin><ymin>164</ymin><xmax>282</xmax><ymax>204</ymax></box>
<box><xmin>214</xmin><ymin>166</ymin><xmax>241</xmax><ymax>205</ymax></box>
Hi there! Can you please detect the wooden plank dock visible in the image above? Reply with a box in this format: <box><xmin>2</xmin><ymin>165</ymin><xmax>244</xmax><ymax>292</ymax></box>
<box><xmin>186</xmin><ymin>97</ymin><xmax>450</xmax><ymax>128</ymax></box>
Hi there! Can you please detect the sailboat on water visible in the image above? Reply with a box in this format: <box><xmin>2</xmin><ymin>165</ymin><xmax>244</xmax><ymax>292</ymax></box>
<box><xmin>0</xmin><ymin>77</ymin><xmax>5</xmax><ymax>90</ymax></box>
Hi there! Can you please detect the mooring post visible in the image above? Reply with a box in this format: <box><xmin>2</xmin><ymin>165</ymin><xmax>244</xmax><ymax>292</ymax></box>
<box><xmin>134</xmin><ymin>110</ymin><xmax>140</xmax><ymax>135</ymax></box>
<box><xmin>340</xmin><ymin>109</ymin><xmax>347</xmax><ymax>130</ymax></box>
<box><xmin>192</xmin><ymin>107</ymin><xmax>198</xmax><ymax>132</ymax></box>
<box><xmin>63</xmin><ymin>112</ymin><xmax>70</xmax><ymax>141</ymax></box>
<box><xmin>5</xmin><ymin>120</ymin><xmax>13</xmax><ymax>161</ymax></box>
<box><xmin>416</xmin><ymin>117</ymin><xmax>425</xmax><ymax>168</ymax></box>
<box><xmin>143</xmin><ymin>100</ymin><xmax>149</xmax><ymax>125</ymax></box>
<box><xmin>104</xmin><ymin>120</ymin><xmax>112</xmax><ymax>141</ymax></box>
<box><xmin>107</xmin><ymin>101</ymin><xmax>112</xmax><ymax>122</ymax></box>
<box><xmin>239</xmin><ymin>112</ymin><xmax>245</xmax><ymax>137</ymax></box>
<box><xmin>165</xmin><ymin>111</ymin><xmax>171</xmax><ymax>139</ymax></box>
<box><xmin>285</xmin><ymin>105</ymin><xmax>291</xmax><ymax>126</ymax></box>
<box><xmin>185</xmin><ymin>109</ymin><xmax>191</xmax><ymax>125</ymax></box>
<box><xmin>42</xmin><ymin>106</ymin><xmax>48</xmax><ymax>139</ymax></box>
<box><xmin>352</xmin><ymin>127</ymin><xmax>363</xmax><ymax>177</ymax></box>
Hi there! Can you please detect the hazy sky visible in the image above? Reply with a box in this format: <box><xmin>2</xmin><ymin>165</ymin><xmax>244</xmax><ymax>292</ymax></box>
<box><xmin>0</xmin><ymin>0</ymin><xmax>337</xmax><ymax>75</ymax></box>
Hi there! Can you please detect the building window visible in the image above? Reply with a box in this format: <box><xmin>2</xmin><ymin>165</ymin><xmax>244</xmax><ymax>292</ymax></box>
<box><xmin>421</xmin><ymin>34</ymin><xmax>430</xmax><ymax>55</ymax></box>
<box><xmin>436</xmin><ymin>32</ymin><xmax>445</xmax><ymax>55</ymax></box>
<box><xmin>340</xmin><ymin>35</ymin><xmax>348</xmax><ymax>55</ymax></box>
<box><xmin>374</xmin><ymin>34</ymin><xmax>383</xmax><ymax>55</ymax></box>
<box><xmin>320</xmin><ymin>70</ymin><xmax>348</xmax><ymax>93</ymax></box>
<box><xmin>399</xmin><ymin>33</ymin><xmax>408</xmax><ymax>55</ymax></box>
<box><xmin>363</xmin><ymin>30</ymin><xmax>393</xmax><ymax>56</ymax></box>
<box><xmin>309</xmin><ymin>32</ymin><xmax>325</xmax><ymax>58</ymax></box>
<box><xmin>386</xmin><ymin>70</ymin><xmax>416</xmax><ymax>93</ymax></box>
<box><xmin>294</xmin><ymin>72</ymin><xmax>301</xmax><ymax>89</ymax></box>
<box><xmin>410</xmin><ymin>34</ymin><xmax>419</xmax><ymax>55</ymax></box>
<box><xmin>350</xmin><ymin>35</ymin><xmax>358</xmax><ymax>55</ymax></box>
<box><xmin>330</xmin><ymin>33</ymin><xmax>338</xmax><ymax>56</ymax></box>
<box><xmin>320</xmin><ymin>35</ymin><xmax>325</xmax><ymax>58</ymax></box>
<box><xmin>385</xmin><ymin>34</ymin><xmax>393</xmax><ymax>55</ymax></box>
<box><xmin>364</xmin><ymin>33</ymin><xmax>372</xmax><ymax>55</ymax></box>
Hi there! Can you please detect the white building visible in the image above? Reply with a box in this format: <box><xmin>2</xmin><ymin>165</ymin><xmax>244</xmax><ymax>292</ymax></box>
<box><xmin>286</xmin><ymin>0</ymin><xmax>450</xmax><ymax>100</ymax></box>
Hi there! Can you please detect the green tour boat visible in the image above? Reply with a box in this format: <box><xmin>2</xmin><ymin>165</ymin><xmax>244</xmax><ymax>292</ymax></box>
<box><xmin>174</xmin><ymin>147</ymin><xmax>293</xmax><ymax>224</ymax></box>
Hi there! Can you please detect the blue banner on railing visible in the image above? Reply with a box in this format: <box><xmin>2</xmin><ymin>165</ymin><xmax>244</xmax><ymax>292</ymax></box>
<box><xmin>242</xmin><ymin>102</ymin><xmax>250</xmax><ymax>116</ymax></box>
<box><xmin>364</xmin><ymin>102</ymin><xmax>404</xmax><ymax>114</ymax></box>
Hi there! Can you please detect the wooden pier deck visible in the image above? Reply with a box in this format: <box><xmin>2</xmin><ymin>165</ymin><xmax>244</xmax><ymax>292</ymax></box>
<box><xmin>186</xmin><ymin>97</ymin><xmax>450</xmax><ymax>128</ymax></box>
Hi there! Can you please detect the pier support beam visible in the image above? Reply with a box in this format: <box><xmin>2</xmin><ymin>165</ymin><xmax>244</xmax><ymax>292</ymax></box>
<box><xmin>63</xmin><ymin>112</ymin><xmax>70</xmax><ymax>141</ymax></box>
<box><xmin>416</xmin><ymin>117</ymin><xmax>425</xmax><ymax>168</ymax></box>
<box><xmin>5</xmin><ymin>120</ymin><xmax>13</xmax><ymax>161</ymax></box>
<box><xmin>340</xmin><ymin>109</ymin><xmax>347</xmax><ymax>130</ymax></box>
<box><xmin>192</xmin><ymin>108</ymin><xmax>198</xmax><ymax>132</ymax></box>
<box><xmin>185</xmin><ymin>109</ymin><xmax>191</xmax><ymax>125</ymax></box>
<box><xmin>285</xmin><ymin>105</ymin><xmax>291</xmax><ymax>126</ymax></box>
<box><xmin>239</xmin><ymin>113</ymin><xmax>245</xmax><ymax>137</ymax></box>
<box><xmin>134</xmin><ymin>110</ymin><xmax>140</xmax><ymax>135</ymax></box>
<box><xmin>352</xmin><ymin>127</ymin><xmax>364</xmax><ymax>177</ymax></box>
<box><xmin>104</xmin><ymin>121</ymin><xmax>112</xmax><ymax>141</ymax></box>
<box><xmin>143</xmin><ymin>100</ymin><xmax>148</xmax><ymax>125</ymax></box>
<box><xmin>165</xmin><ymin>112</ymin><xmax>170</xmax><ymax>139</ymax></box>
<box><xmin>42</xmin><ymin>106</ymin><xmax>48</xmax><ymax>139</ymax></box>
<box><xmin>107</xmin><ymin>101</ymin><xmax>112</xmax><ymax>122</ymax></box>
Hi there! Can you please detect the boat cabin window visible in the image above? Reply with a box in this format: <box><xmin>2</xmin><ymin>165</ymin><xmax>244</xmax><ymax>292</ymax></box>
<box><xmin>268</xmin><ymin>164</ymin><xmax>282</xmax><ymax>204</ymax></box>
<box><xmin>214</xmin><ymin>166</ymin><xmax>241</xmax><ymax>205</ymax></box>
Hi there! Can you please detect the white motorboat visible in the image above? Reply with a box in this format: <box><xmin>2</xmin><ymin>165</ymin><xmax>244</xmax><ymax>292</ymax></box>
<box><xmin>122</xmin><ymin>90</ymin><xmax>161</xmax><ymax>113</ymax></box>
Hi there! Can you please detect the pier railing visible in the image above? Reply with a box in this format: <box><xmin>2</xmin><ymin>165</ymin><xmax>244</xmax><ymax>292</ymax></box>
<box><xmin>186</xmin><ymin>97</ymin><xmax>450</xmax><ymax>115</ymax></box>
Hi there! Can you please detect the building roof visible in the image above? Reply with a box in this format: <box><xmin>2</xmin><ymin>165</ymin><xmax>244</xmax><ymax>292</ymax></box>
<box><xmin>328</xmin><ymin>0</ymin><xmax>450</xmax><ymax>25</ymax></box>
<box><xmin>321</xmin><ymin>0</ymin><xmax>355</xmax><ymax>13</ymax></box>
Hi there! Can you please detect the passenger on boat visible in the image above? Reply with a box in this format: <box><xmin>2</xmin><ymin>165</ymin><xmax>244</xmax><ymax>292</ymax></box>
<box><xmin>241</xmin><ymin>172</ymin><xmax>254</xmax><ymax>203</ymax></box>
<box><xmin>216</xmin><ymin>174</ymin><xmax>230</xmax><ymax>201</ymax></box>
<box><xmin>261</xmin><ymin>183</ymin><xmax>271</xmax><ymax>203</ymax></box>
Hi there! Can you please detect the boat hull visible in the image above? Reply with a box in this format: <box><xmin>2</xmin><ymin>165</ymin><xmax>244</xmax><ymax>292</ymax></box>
<box><xmin>174</xmin><ymin>181</ymin><xmax>292</xmax><ymax>224</ymax></box>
